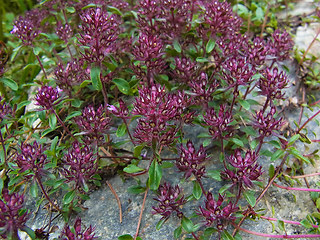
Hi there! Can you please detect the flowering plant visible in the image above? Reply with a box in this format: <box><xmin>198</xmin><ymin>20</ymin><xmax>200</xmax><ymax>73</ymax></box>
<box><xmin>1</xmin><ymin>0</ymin><xmax>320</xmax><ymax>240</ymax></box>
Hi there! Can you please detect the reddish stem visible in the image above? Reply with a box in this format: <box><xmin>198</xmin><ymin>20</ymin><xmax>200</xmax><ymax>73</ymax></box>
<box><xmin>273</xmin><ymin>182</ymin><xmax>320</xmax><ymax>192</ymax></box>
<box><xmin>261</xmin><ymin>216</ymin><xmax>319</xmax><ymax>228</ymax></box>
<box><xmin>296</xmin><ymin>108</ymin><xmax>320</xmax><ymax>134</ymax></box>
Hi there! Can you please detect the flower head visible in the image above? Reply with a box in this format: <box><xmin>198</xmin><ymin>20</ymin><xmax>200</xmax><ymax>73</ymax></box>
<box><xmin>61</xmin><ymin>217</ymin><xmax>97</xmax><ymax>240</ymax></box>
<box><xmin>203</xmin><ymin>105</ymin><xmax>233</xmax><ymax>140</ymax></box>
<box><xmin>177</xmin><ymin>140</ymin><xmax>207</xmax><ymax>179</ymax></box>
<box><xmin>35</xmin><ymin>85</ymin><xmax>61</xmax><ymax>110</ymax></box>
<box><xmin>152</xmin><ymin>182</ymin><xmax>186</xmax><ymax>221</ymax></box>
<box><xmin>0</xmin><ymin>96</ymin><xmax>13</xmax><ymax>121</ymax></box>
<box><xmin>78</xmin><ymin>7</ymin><xmax>120</xmax><ymax>63</ymax></box>
<box><xmin>56</xmin><ymin>21</ymin><xmax>73</xmax><ymax>43</ymax></box>
<box><xmin>15</xmin><ymin>141</ymin><xmax>48</xmax><ymax>179</ymax></box>
<box><xmin>258</xmin><ymin>67</ymin><xmax>288</xmax><ymax>100</ymax></box>
<box><xmin>107</xmin><ymin>99</ymin><xmax>129</xmax><ymax>119</ymax></box>
<box><xmin>62</xmin><ymin>142</ymin><xmax>98</xmax><ymax>191</ymax></box>
<box><xmin>11</xmin><ymin>9</ymin><xmax>46</xmax><ymax>46</ymax></box>
<box><xmin>253</xmin><ymin>106</ymin><xmax>285</xmax><ymax>138</ymax></box>
<box><xmin>0</xmin><ymin>189</ymin><xmax>29</xmax><ymax>239</ymax></box>
<box><xmin>268</xmin><ymin>29</ymin><xmax>294</xmax><ymax>61</ymax></box>
<box><xmin>222</xmin><ymin>149</ymin><xmax>262</xmax><ymax>188</ymax></box>
<box><xmin>75</xmin><ymin>105</ymin><xmax>111</xmax><ymax>145</ymax></box>
<box><xmin>198</xmin><ymin>192</ymin><xmax>238</xmax><ymax>231</ymax></box>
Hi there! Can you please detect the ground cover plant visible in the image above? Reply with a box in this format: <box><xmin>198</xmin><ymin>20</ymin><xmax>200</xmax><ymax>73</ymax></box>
<box><xmin>2</xmin><ymin>0</ymin><xmax>320</xmax><ymax>239</ymax></box>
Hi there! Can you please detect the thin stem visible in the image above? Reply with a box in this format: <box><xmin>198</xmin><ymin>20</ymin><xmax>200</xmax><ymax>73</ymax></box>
<box><xmin>259</xmin><ymin>4</ymin><xmax>270</xmax><ymax>38</ymax></box>
<box><xmin>134</xmin><ymin>188</ymin><xmax>148</xmax><ymax>240</ymax></box>
<box><xmin>196</xmin><ymin>176</ymin><xmax>206</xmax><ymax>196</ymax></box>
<box><xmin>296</xmin><ymin>108</ymin><xmax>320</xmax><ymax>133</ymax></box>
<box><xmin>234</xmin><ymin>224</ymin><xmax>320</xmax><ymax>238</ymax></box>
<box><xmin>107</xmin><ymin>181</ymin><xmax>122</xmax><ymax>223</ymax></box>
<box><xmin>260</xmin><ymin>216</ymin><xmax>319</xmax><ymax>228</ymax></box>
<box><xmin>51</xmin><ymin>109</ymin><xmax>77</xmax><ymax>142</ymax></box>
<box><xmin>289</xmin><ymin>172</ymin><xmax>320</xmax><ymax>179</ymax></box>
<box><xmin>35</xmin><ymin>54</ymin><xmax>48</xmax><ymax>79</ymax></box>
<box><xmin>191</xmin><ymin>232</ymin><xmax>199</xmax><ymax>240</ymax></box>
<box><xmin>122</xmin><ymin>118</ymin><xmax>135</xmax><ymax>145</ymax></box>
<box><xmin>273</xmin><ymin>182</ymin><xmax>320</xmax><ymax>192</ymax></box>
<box><xmin>36</xmin><ymin>176</ymin><xmax>61</xmax><ymax>212</ymax></box>
<box><xmin>232</xmin><ymin>152</ymin><xmax>289</xmax><ymax>237</ymax></box>
<box><xmin>299</xmin><ymin>26</ymin><xmax>320</xmax><ymax>65</ymax></box>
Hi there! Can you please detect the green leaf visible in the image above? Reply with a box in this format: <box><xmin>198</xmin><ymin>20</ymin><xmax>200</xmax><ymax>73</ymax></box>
<box><xmin>181</xmin><ymin>216</ymin><xmax>197</xmax><ymax>233</ymax></box>
<box><xmin>113</xmin><ymin>78</ymin><xmax>130</xmax><ymax>94</ymax></box>
<box><xmin>161</xmin><ymin>162</ymin><xmax>174</xmax><ymax>168</ymax></box>
<box><xmin>219</xmin><ymin>184</ymin><xmax>232</xmax><ymax>194</ymax></box>
<box><xmin>156</xmin><ymin>218</ymin><xmax>166</xmax><ymax>230</ymax></box>
<box><xmin>270</xmin><ymin>149</ymin><xmax>285</xmax><ymax>162</ymax></box>
<box><xmin>82</xmin><ymin>180</ymin><xmax>89</xmax><ymax>192</ymax></box>
<box><xmin>193</xmin><ymin>181</ymin><xmax>202</xmax><ymax>200</ymax></box>
<box><xmin>30</xmin><ymin>180</ymin><xmax>38</xmax><ymax>198</ymax></box>
<box><xmin>207</xmin><ymin>170</ymin><xmax>222</xmax><ymax>181</ymax></box>
<box><xmin>173</xmin><ymin>40</ymin><xmax>182</xmax><ymax>53</ymax></box>
<box><xmin>91</xmin><ymin>66</ymin><xmax>102</xmax><ymax>91</ymax></box>
<box><xmin>63</xmin><ymin>190</ymin><xmax>75</xmax><ymax>205</ymax></box>
<box><xmin>116</xmin><ymin>123</ymin><xmax>127</xmax><ymax>137</ymax></box>
<box><xmin>300</xmin><ymin>219</ymin><xmax>313</xmax><ymax>228</ymax></box>
<box><xmin>277</xmin><ymin>220</ymin><xmax>285</xmax><ymax>231</ymax></box>
<box><xmin>231</xmin><ymin>138</ymin><xmax>244</xmax><ymax>147</ymax></box>
<box><xmin>17</xmin><ymin>100</ymin><xmax>31</xmax><ymax>111</ymax></box>
<box><xmin>123</xmin><ymin>164</ymin><xmax>145</xmax><ymax>174</ymax></box>
<box><xmin>316</xmin><ymin>198</ymin><xmax>320</xmax><ymax>209</ymax></box>
<box><xmin>288</xmin><ymin>134</ymin><xmax>300</xmax><ymax>145</ymax></box>
<box><xmin>148</xmin><ymin>159</ymin><xmax>162</xmax><ymax>190</ymax></box>
<box><xmin>238</xmin><ymin>99</ymin><xmax>250</xmax><ymax>111</ymax></box>
<box><xmin>0</xmin><ymin>78</ymin><xmax>18</xmax><ymax>91</ymax></box>
<box><xmin>269</xmin><ymin>164</ymin><xmax>275</xmax><ymax>178</ymax></box>
<box><xmin>108</xmin><ymin>6</ymin><xmax>123</xmax><ymax>16</ymax></box>
<box><xmin>255</xmin><ymin>7</ymin><xmax>264</xmax><ymax>21</ymax></box>
<box><xmin>203</xmin><ymin>139</ymin><xmax>211</xmax><ymax>147</ymax></box>
<box><xmin>233</xmin><ymin>4</ymin><xmax>249</xmax><ymax>17</ymax></box>
<box><xmin>289</xmin><ymin>147</ymin><xmax>310</xmax><ymax>164</ymax></box>
<box><xmin>222</xmin><ymin>230</ymin><xmax>235</xmax><ymax>240</ymax></box>
<box><xmin>196</xmin><ymin>57</ymin><xmax>208</xmax><ymax>63</ymax></box>
<box><xmin>243</xmin><ymin>191</ymin><xmax>256</xmax><ymax>207</ymax></box>
<box><xmin>118</xmin><ymin>234</ymin><xmax>133</xmax><ymax>240</ymax></box>
<box><xmin>66</xmin><ymin>6</ymin><xmax>75</xmax><ymax>13</ymax></box>
<box><xmin>49</xmin><ymin>114</ymin><xmax>57</xmax><ymax>130</ymax></box>
<box><xmin>21</xmin><ymin>226</ymin><xmax>36</xmax><ymax>240</ymax></box>
<box><xmin>133</xmin><ymin>145</ymin><xmax>145</xmax><ymax>158</ymax></box>
<box><xmin>127</xmin><ymin>185</ymin><xmax>146</xmax><ymax>194</ymax></box>
<box><xmin>80</xmin><ymin>80</ymin><xmax>91</xmax><ymax>88</ymax></box>
<box><xmin>33</xmin><ymin>46</ymin><xmax>42</xmax><ymax>56</ymax></box>
<box><xmin>65</xmin><ymin>111</ymin><xmax>82</xmax><ymax>121</ymax></box>
<box><xmin>174</xmin><ymin>226</ymin><xmax>182</xmax><ymax>239</ymax></box>
<box><xmin>206</xmin><ymin>39</ymin><xmax>215</xmax><ymax>53</ymax></box>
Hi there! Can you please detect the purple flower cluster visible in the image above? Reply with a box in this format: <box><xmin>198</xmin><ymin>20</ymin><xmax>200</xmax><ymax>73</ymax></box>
<box><xmin>253</xmin><ymin>106</ymin><xmax>285</xmax><ymax>138</ymax></box>
<box><xmin>56</xmin><ymin>21</ymin><xmax>73</xmax><ymax>43</ymax></box>
<box><xmin>15</xmin><ymin>141</ymin><xmax>48</xmax><ymax>179</ymax></box>
<box><xmin>203</xmin><ymin>105</ymin><xmax>233</xmax><ymax>140</ymax></box>
<box><xmin>132</xmin><ymin>84</ymin><xmax>191</xmax><ymax>147</ymax></box>
<box><xmin>198</xmin><ymin>192</ymin><xmax>238</xmax><ymax>231</ymax></box>
<box><xmin>132</xmin><ymin>32</ymin><xmax>165</xmax><ymax>83</ymax></box>
<box><xmin>61</xmin><ymin>217</ymin><xmax>97</xmax><ymax>240</ymax></box>
<box><xmin>54</xmin><ymin>60</ymin><xmax>89</xmax><ymax>96</ymax></box>
<box><xmin>259</xmin><ymin>67</ymin><xmax>289</xmax><ymax>100</ymax></box>
<box><xmin>78</xmin><ymin>7</ymin><xmax>120</xmax><ymax>63</ymax></box>
<box><xmin>268</xmin><ymin>30</ymin><xmax>294</xmax><ymax>61</ymax></box>
<box><xmin>62</xmin><ymin>142</ymin><xmax>98</xmax><ymax>191</ymax></box>
<box><xmin>177</xmin><ymin>140</ymin><xmax>207</xmax><ymax>179</ymax></box>
<box><xmin>222</xmin><ymin>149</ymin><xmax>262</xmax><ymax>188</ymax></box>
<box><xmin>152</xmin><ymin>183</ymin><xmax>186</xmax><ymax>221</ymax></box>
<box><xmin>0</xmin><ymin>189</ymin><xmax>29</xmax><ymax>239</ymax></box>
<box><xmin>75</xmin><ymin>105</ymin><xmax>111</xmax><ymax>145</ymax></box>
<box><xmin>201</xmin><ymin>0</ymin><xmax>242</xmax><ymax>38</ymax></box>
<box><xmin>35</xmin><ymin>85</ymin><xmax>61</xmax><ymax>110</ymax></box>
<box><xmin>11</xmin><ymin>9</ymin><xmax>47</xmax><ymax>46</ymax></box>
<box><xmin>0</xmin><ymin>96</ymin><xmax>13</xmax><ymax>121</ymax></box>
